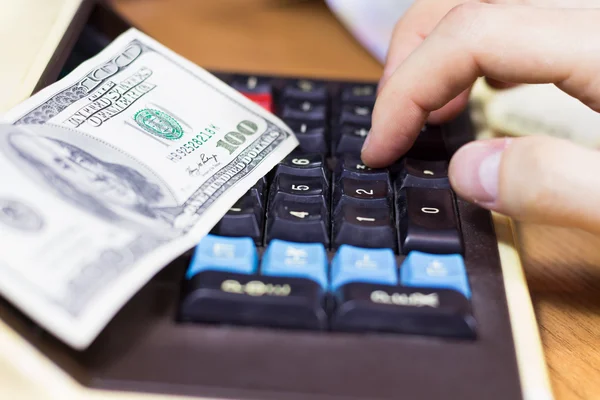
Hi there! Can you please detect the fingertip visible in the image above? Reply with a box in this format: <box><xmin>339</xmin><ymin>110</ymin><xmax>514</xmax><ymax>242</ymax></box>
<box><xmin>448</xmin><ymin>138</ymin><xmax>511</xmax><ymax>209</ymax></box>
<box><xmin>360</xmin><ymin>143</ymin><xmax>393</xmax><ymax>169</ymax></box>
<box><xmin>360</xmin><ymin>127</ymin><xmax>411</xmax><ymax>168</ymax></box>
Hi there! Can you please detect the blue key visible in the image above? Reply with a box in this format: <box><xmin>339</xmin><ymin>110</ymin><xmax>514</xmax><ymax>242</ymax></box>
<box><xmin>400</xmin><ymin>251</ymin><xmax>471</xmax><ymax>298</ymax></box>
<box><xmin>260</xmin><ymin>239</ymin><xmax>328</xmax><ymax>290</ymax></box>
<box><xmin>330</xmin><ymin>245</ymin><xmax>397</xmax><ymax>291</ymax></box>
<box><xmin>185</xmin><ymin>234</ymin><xmax>258</xmax><ymax>279</ymax></box>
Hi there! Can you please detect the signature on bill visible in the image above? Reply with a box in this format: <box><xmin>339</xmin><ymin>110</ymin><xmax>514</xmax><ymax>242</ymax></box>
<box><xmin>186</xmin><ymin>153</ymin><xmax>219</xmax><ymax>177</ymax></box>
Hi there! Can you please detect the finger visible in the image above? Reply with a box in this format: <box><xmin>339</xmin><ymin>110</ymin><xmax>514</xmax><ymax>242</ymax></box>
<box><xmin>379</xmin><ymin>0</ymin><xmax>474</xmax><ymax>124</ymax></box>
<box><xmin>448</xmin><ymin>136</ymin><xmax>600</xmax><ymax>234</ymax></box>
<box><xmin>381</xmin><ymin>0</ymin><xmax>600</xmax><ymax>92</ymax></box>
<box><xmin>379</xmin><ymin>0</ymin><xmax>600</xmax><ymax>121</ymax></box>
<box><xmin>378</xmin><ymin>0</ymin><xmax>466</xmax><ymax>93</ymax></box>
<box><xmin>428</xmin><ymin>87</ymin><xmax>472</xmax><ymax>124</ymax></box>
<box><xmin>362</xmin><ymin>4</ymin><xmax>600</xmax><ymax>168</ymax></box>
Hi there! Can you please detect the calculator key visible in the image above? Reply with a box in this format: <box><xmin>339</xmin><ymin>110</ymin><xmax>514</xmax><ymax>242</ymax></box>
<box><xmin>274</xmin><ymin>152</ymin><xmax>329</xmax><ymax>184</ymax></box>
<box><xmin>280</xmin><ymin>100</ymin><xmax>326</xmax><ymax>122</ymax></box>
<box><xmin>401</xmin><ymin>251</ymin><xmax>471</xmax><ymax>299</ymax></box>
<box><xmin>243</xmin><ymin>93</ymin><xmax>273</xmax><ymax>112</ymax></box>
<box><xmin>282</xmin><ymin>79</ymin><xmax>328</xmax><ymax>102</ymax></box>
<box><xmin>261</xmin><ymin>239</ymin><xmax>328</xmax><ymax>290</ymax></box>
<box><xmin>231</xmin><ymin>75</ymin><xmax>271</xmax><ymax>93</ymax></box>
<box><xmin>339</xmin><ymin>104</ymin><xmax>372</xmax><ymax>126</ymax></box>
<box><xmin>340</xmin><ymin>84</ymin><xmax>377</xmax><ymax>105</ymax></box>
<box><xmin>231</xmin><ymin>75</ymin><xmax>273</xmax><ymax>112</ymax></box>
<box><xmin>333</xmin><ymin>178</ymin><xmax>390</xmax><ymax>213</ymax></box>
<box><xmin>330</xmin><ymin>245</ymin><xmax>397</xmax><ymax>290</ymax></box>
<box><xmin>250</xmin><ymin>176</ymin><xmax>267</xmax><ymax>209</ymax></box>
<box><xmin>334</xmin><ymin>125</ymin><xmax>369</xmax><ymax>155</ymax></box>
<box><xmin>330</xmin><ymin>283</ymin><xmax>476</xmax><ymax>339</ymax></box>
<box><xmin>211</xmin><ymin>195</ymin><xmax>263</xmax><ymax>243</ymax></box>
<box><xmin>406</xmin><ymin>124</ymin><xmax>448</xmax><ymax>161</ymax></box>
<box><xmin>397</xmin><ymin>187</ymin><xmax>463</xmax><ymax>254</ymax></box>
<box><xmin>179</xmin><ymin>271</ymin><xmax>328</xmax><ymax>330</ymax></box>
<box><xmin>284</xmin><ymin>119</ymin><xmax>328</xmax><ymax>154</ymax></box>
<box><xmin>266</xmin><ymin>201</ymin><xmax>329</xmax><ymax>246</ymax></box>
<box><xmin>332</xmin><ymin>205</ymin><xmax>396</xmax><ymax>250</ymax></box>
<box><xmin>335</xmin><ymin>156</ymin><xmax>390</xmax><ymax>183</ymax></box>
<box><xmin>269</xmin><ymin>174</ymin><xmax>328</xmax><ymax>209</ymax></box>
<box><xmin>185</xmin><ymin>235</ymin><xmax>258</xmax><ymax>279</ymax></box>
<box><xmin>396</xmin><ymin>158</ymin><xmax>450</xmax><ymax>189</ymax></box>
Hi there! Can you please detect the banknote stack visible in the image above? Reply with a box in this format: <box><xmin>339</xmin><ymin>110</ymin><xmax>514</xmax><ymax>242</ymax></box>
<box><xmin>0</xmin><ymin>28</ymin><xmax>298</xmax><ymax>349</ymax></box>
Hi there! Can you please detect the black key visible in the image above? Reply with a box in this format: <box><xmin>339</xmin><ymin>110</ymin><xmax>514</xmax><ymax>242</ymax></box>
<box><xmin>340</xmin><ymin>84</ymin><xmax>377</xmax><ymax>105</ymax></box>
<box><xmin>211</xmin><ymin>195</ymin><xmax>263</xmax><ymax>243</ymax></box>
<box><xmin>333</xmin><ymin>178</ymin><xmax>390</xmax><ymax>213</ymax></box>
<box><xmin>334</xmin><ymin>125</ymin><xmax>369</xmax><ymax>155</ymax></box>
<box><xmin>280</xmin><ymin>100</ymin><xmax>327</xmax><ymax>122</ymax></box>
<box><xmin>266</xmin><ymin>201</ymin><xmax>329</xmax><ymax>246</ymax></box>
<box><xmin>282</xmin><ymin>79</ymin><xmax>328</xmax><ymax>102</ymax></box>
<box><xmin>269</xmin><ymin>174</ymin><xmax>328</xmax><ymax>209</ymax></box>
<box><xmin>284</xmin><ymin>119</ymin><xmax>328</xmax><ymax>154</ymax></box>
<box><xmin>397</xmin><ymin>187</ymin><xmax>463</xmax><ymax>254</ymax></box>
<box><xmin>330</xmin><ymin>283</ymin><xmax>476</xmax><ymax>339</ymax></box>
<box><xmin>274</xmin><ymin>152</ymin><xmax>329</xmax><ymax>185</ymax></box>
<box><xmin>339</xmin><ymin>104</ymin><xmax>372</xmax><ymax>126</ymax></box>
<box><xmin>335</xmin><ymin>156</ymin><xmax>390</xmax><ymax>183</ymax></box>
<box><xmin>406</xmin><ymin>124</ymin><xmax>448</xmax><ymax>161</ymax></box>
<box><xmin>396</xmin><ymin>158</ymin><xmax>450</xmax><ymax>189</ymax></box>
<box><xmin>179</xmin><ymin>271</ymin><xmax>328</xmax><ymax>330</ymax></box>
<box><xmin>250</xmin><ymin>176</ymin><xmax>267</xmax><ymax>208</ymax></box>
<box><xmin>230</xmin><ymin>75</ymin><xmax>272</xmax><ymax>94</ymax></box>
<box><xmin>332</xmin><ymin>204</ymin><xmax>396</xmax><ymax>250</ymax></box>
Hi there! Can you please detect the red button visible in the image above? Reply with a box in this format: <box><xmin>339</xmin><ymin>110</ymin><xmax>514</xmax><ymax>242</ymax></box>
<box><xmin>242</xmin><ymin>92</ymin><xmax>273</xmax><ymax>113</ymax></box>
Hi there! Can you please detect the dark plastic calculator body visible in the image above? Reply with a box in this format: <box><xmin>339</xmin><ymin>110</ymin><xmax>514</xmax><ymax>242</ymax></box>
<box><xmin>0</xmin><ymin>2</ymin><xmax>554</xmax><ymax>400</ymax></box>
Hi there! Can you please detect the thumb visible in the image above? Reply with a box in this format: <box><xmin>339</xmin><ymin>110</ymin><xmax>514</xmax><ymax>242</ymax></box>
<box><xmin>449</xmin><ymin>136</ymin><xmax>600</xmax><ymax>234</ymax></box>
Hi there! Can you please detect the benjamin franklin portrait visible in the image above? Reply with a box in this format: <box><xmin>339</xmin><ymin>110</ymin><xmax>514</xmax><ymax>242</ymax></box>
<box><xmin>1</xmin><ymin>125</ymin><xmax>182</xmax><ymax>232</ymax></box>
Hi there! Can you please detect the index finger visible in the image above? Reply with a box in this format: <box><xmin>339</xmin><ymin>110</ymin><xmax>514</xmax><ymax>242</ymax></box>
<box><xmin>379</xmin><ymin>0</ymin><xmax>467</xmax><ymax>92</ymax></box>
<box><xmin>361</xmin><ymin>3</ymin><xmax>600</xmax><ymax>168</ymax></box>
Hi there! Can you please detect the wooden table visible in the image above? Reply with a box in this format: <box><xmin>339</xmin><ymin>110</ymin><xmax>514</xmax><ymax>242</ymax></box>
<box><xmin>109</xmin><ymin>1</ymin><xmax>600</xmax><ymax>398</ymax></box>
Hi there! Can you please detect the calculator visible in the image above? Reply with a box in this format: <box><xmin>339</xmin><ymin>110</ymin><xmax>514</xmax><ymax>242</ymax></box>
<box><xmin>0</xmin><ymin>2</ymin><xmax>553</xmax><ymax>400</ymax></box>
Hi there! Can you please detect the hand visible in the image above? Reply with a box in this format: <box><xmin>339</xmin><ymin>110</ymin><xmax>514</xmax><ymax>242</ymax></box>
<box><xmin>362</xmin><ymin>0</ymin><xmax>600</xmax><ymax>234</ymax></box>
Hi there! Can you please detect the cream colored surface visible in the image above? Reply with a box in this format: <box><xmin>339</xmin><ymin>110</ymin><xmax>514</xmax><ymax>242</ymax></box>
<box><xmin>493</xmin><ymin>213</ymin><xmax>554</xmax><ymax>400</ymax></box>
<box><xmin>479</xmin><ymin>83</ymin><xmax>600</xmax><ymax>149</ymax></box>
<box><xmin>0</xmin><ymin>0</ymin><xmax>83</xmax><ymax>113</ymax></box>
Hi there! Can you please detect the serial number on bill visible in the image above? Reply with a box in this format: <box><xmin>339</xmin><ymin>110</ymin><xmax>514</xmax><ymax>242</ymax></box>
<box><xmin>167</xmin><ymin>124</ymin><xmax>219</xmax><ymax>163</ymax></box>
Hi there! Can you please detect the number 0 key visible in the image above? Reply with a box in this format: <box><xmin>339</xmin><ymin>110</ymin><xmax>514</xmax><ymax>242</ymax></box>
<box><xmin>397</xmin><ymin>187</ymin><xmax>463</xmax><ymax>254</ymax></box>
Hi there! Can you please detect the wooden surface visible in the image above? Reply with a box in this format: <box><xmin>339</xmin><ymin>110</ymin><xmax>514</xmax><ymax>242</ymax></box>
<box><xmin>110</xmin><ymin>0</ymin><xmax>600</xmax><ymax>398</ymax></box>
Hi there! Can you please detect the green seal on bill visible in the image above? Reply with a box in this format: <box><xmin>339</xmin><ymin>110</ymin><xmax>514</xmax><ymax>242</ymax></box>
<box><xmin>134</xmin><ymin>109</ymin><xmax>184</xmax><ymax>140</ymax></box>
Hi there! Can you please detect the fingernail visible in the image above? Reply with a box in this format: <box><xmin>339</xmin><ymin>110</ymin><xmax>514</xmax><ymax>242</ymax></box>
<box><xmin>450</xmin><ymin>139</ymin><xmax>511</xmax><ymax>205</ymax></box>
<box><xmin>478</xmin><ymin>151</ymin><xmax>501</xmax><ymax>201</ymax></box>
<box><xmin>361</xmin><ymin>130</ymin><xmax>372</xmax><ymax>154</ymax></box>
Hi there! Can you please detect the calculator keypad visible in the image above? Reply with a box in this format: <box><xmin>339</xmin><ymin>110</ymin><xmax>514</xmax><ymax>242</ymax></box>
<box><xmin>180</xmin><ymin>76</ymin><xmax>475</xmax><ymax>340</ymax></box>
<box><xmin>284</xmin><ymin>120</ymin><xmax>328</xmax><ymax>154</ymax></box>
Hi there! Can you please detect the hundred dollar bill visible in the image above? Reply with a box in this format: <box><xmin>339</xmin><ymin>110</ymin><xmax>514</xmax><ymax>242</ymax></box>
<box><xmin>0</xmin><ymin>28</ymin><xmax>298</xmax><ymax>349</ymax></box>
